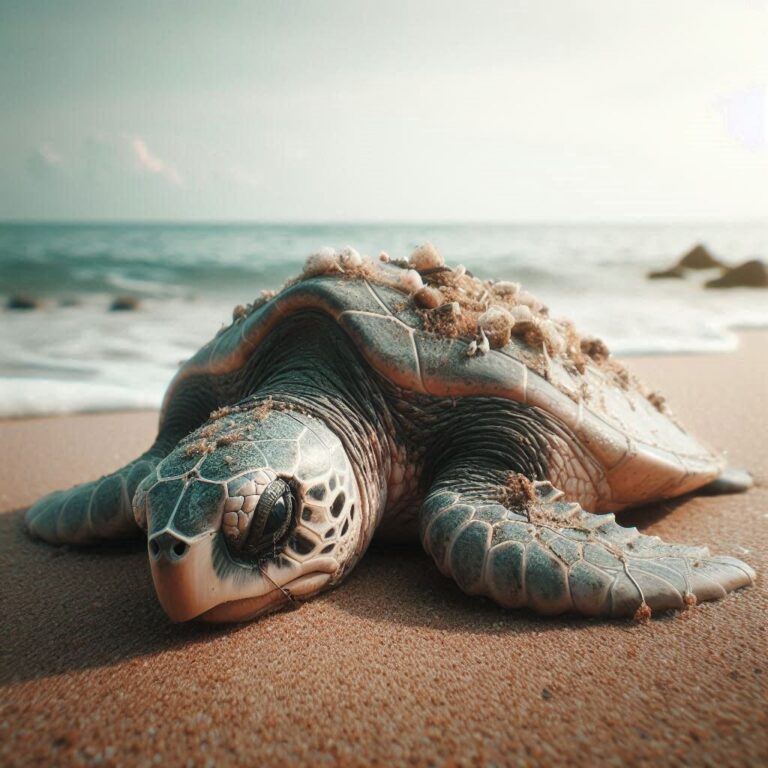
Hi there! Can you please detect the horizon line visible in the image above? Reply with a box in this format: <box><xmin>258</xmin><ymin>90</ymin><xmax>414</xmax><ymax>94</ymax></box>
<box><xmin>1</xmin><ymin>217</ymin><xmax>767</xmax><ymax>227</ymax></box>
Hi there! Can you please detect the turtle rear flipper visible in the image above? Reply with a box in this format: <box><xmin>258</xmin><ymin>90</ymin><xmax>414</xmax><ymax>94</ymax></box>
<box><xmin>419</xmin><ymin>475</ymin><xmax>756</xmax><ymax>619</ymax></box>
<box><xmin>25</xmin><ymin>456</ymin><xmax>158</xmax><ymax>545</ymax></box>
<box><xmin>698</xmin><ymin>467</ymin><xmax>753</xmax><ymax>496</ymax></box>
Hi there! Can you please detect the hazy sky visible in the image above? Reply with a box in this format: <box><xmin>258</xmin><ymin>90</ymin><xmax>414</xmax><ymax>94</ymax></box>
<box><xmin>1</xmin><ymin>0</ymin><xmax>766</xmax><ymax>221</ymax></box>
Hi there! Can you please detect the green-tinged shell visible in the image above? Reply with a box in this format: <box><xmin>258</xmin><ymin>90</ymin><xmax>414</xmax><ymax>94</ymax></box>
<box><xmin>161</xmin><ymin>260</ymin><xmax>722</xmax><ymax>511</ymax></box>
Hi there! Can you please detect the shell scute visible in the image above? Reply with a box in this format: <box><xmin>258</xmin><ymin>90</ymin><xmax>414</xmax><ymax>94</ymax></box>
<box><xmin>302</xmin><ymin>275</ymin><xmax>393</xmax><ymax>317</ymax></box>
<box><xmin>295</xmin><ymin>429</ymin><xmax>333</xmax><ymax>482</ymax></box>
<box><xmin>365</xmin><ymin>280</ymin><xmax>424</xmax><ymax>327</ymax></box>
<box><xmin>163</xmin><ymin>254</ymin><xmax>723</xmax><ymax>509</ymax></box>
<box><xmin>198</xmin><ymin>442</ymin><xmax>269</xmax><ymax>481</ymax></box>
<box><xmin>414</xmin><ymin>333</ymin><xmax>526</xmax><ymax>400</ymax></box>
<box><xmin>339</xmin><ymin>312</ymin><xmax>423</xmax><ymax>392</ymax></box>
<box><xmin>147</xmin><ymin>480</ymin><xmax>187</xmax><ymax>536</ymax></box>
<box><xmin>173</xmin><ymin>481</ymin><xmax>226</xmax><ymax>538</ymax></box>
<box><xmin>524</xmin><ymin>368</ymin><xmax>581</xmax><ymax>431</ymax></box>
<box><xmin>572</xmin><ymin>409</ymin><xmax>633</xmax><ymax>471</ymax></box>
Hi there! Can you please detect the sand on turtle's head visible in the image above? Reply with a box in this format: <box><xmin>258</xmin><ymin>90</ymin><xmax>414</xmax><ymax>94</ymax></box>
<box><xmin>185</xmin><ymin>439</ymin><xmax>216</xmax><ymax>458</ymax></box>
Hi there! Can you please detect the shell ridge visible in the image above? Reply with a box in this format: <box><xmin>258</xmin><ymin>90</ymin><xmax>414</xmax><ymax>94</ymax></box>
<box><xmin>339</xmin><ymin>309</ymin><xmax>413</xmax><ymax>333</ymax></box>
<box><xmin>410</xmin><ymin>329</ymin><xmax>425</xmax><ymax>392</ymax></box>
<box><xmin>363</xmin><ymin>280</ymin><xmax>395</xmax><ymax>317</ymax></box>
<box><xmin>161</xmin><ymin>268</ymin><xmax>722</xmax><ymax>507</ymax></box>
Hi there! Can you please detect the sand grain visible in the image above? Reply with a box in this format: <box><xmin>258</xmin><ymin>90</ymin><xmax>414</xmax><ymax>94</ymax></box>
<box><xmin>1</xmin><ymin>334</ymin><xmax>767</xmax><ymax>766</ymax></box>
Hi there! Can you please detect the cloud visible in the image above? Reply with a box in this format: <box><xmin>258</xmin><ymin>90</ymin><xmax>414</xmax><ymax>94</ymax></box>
<box><xmin>37</xmin><ymin>143</ymin><xmax>63</xmax><ymax>166</ymax></box>
<box><xmin>26</xmin><ymin>143</ymin><xmax>64</xmax><ymax>178</ymax></box>
<box><xmin>27</xmin><ymin>134</ymin><xmax>186</xmax><ymax>193</ymax></box>
<box><xmin>128</xmin><ymin>135</ymin><xmax>182</xmax><ymax>185</ymax></box>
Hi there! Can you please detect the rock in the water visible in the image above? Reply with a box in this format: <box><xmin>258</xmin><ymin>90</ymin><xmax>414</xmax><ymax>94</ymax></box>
<box><xmin>705</xmin><ymin>260</ymin><xmax>768</xmax><ymax>289</ymax></box>
<box><xmin>7</xmin><ymin>293</ymin><xmax>40</xmax><ymax>310</ymax></box>
<box><xmin>678</xmin><ymin>244</ymin><xmax>723</xmax><ymax>270</ymax></box>
<box><xmin>647</xmin><ymin>243</ymin><xmax>723</xmax><ymax>280</ymax></box>
<box><xmin>110</xmin><ymin>295</ymin><xmax>141</xmax><ymax>311</ymax></box>
<box><xmin>648</xmin><ymin>266</ymin><xmax>686</xmax><ymax>280</ymax></box>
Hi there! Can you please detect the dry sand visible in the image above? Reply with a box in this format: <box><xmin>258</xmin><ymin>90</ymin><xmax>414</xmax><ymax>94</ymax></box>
<box><xmin>1</xmin><ymin>332</ymin><xmax>766</xmax><ymax>766</ymax></box>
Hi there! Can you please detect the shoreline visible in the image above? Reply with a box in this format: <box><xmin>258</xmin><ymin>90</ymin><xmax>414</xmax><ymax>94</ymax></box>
<box><xmin>3</xmin><ymin>219</ymin><xmax>768</xmax><ymax>422</ymax></box>
<box><xmin>2</xmin><ymin>328</ymin><xmax>767</xmax><ymax>424</ymax></box>
<box><xmin>1</xmin><ymin>332</ymin><xmax>766</xmax><ymax>765</ymax></box>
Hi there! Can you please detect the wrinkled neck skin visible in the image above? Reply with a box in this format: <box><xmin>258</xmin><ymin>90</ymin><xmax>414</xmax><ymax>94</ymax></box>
<box><xmin>240</xmin><ymin>314</ymin><xmax>393</xmax><ymax>556</ymax></box>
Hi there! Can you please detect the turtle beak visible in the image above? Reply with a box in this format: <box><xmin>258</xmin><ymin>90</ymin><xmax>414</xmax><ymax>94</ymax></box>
<box><xmin>148</xmin><ymin>530</ymin><xmax>285</xmax><ymax>622</ymax></box>
<box><xmin>149</xmin><ymin>530</ymin><xmax>216</xmax><ymax>621</ymax></box>
<box><xmin>147</xmin><ymin>528</ymin><xmax>338</xmax><ymax>622</ymax></box>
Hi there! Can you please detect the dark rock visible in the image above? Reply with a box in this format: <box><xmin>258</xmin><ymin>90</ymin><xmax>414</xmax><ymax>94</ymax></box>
<box><xmin>6</xmin><ymin>293</ymin><xmax>40</xmax><ymax>310</ymax></box>
<box><xmin>705</xmin><ymin>260</ymin><xmax>768</xmax><ymax>289</ymax></box>
<box><xmin>647</xmin><ymin>243</ymin><xmax>725</xmax><ymax>281</ymax></box>
<box><xmin>678</xmin><ymin>244</ymin><xmax>724</xmax><ymax>270</ymax></box>
<box><xmin>647</xmin><ymin>266</ymin><xmax>686</xmax><ymax>280</ymax></box>
<box><xmin>109</xmin><ymin>295</ymin><xmax>141</xmax><ymax>311</ymax></box>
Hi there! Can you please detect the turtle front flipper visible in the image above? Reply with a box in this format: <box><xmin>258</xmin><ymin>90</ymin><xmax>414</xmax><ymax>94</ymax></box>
<box><xmin>419</xmin><ymin>473</ymin><xmax>756</xmax><ymax>619</ymax></box>
<box><xmin>25</xmin><ymin>454</ymin><xmax>160</xmax><ymax>545</ymax></box>
<box><xmin>26</xmin><ymin>361</ymin><xmax>221</xmax><ymax>546</ymax></box>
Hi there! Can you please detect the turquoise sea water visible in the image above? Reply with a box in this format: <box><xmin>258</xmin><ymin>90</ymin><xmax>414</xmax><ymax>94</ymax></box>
<box><xmin>1</xmin><ymin>221</ymin><xmax>767</xmax><ymax>417</ymax></box>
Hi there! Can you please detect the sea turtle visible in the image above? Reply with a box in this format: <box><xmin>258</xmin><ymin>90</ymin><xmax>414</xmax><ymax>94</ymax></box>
<box><xmin>26</xmin><ymin>244</ymin><xmax>756</xmax><ymax>622</ymax></box>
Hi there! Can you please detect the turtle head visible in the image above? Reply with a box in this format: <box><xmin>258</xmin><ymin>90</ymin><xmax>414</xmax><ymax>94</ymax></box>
<box><xmin>133</xmin><ymin>405</ymin><xmax>366</xmax><ymax>622</ymax></box>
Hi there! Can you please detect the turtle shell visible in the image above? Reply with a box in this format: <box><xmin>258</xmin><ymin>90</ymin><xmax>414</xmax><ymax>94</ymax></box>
<box><xmin>161</xmin><ymin>261</ymin><xmax>722</xmax><ymax>512</ymax></box>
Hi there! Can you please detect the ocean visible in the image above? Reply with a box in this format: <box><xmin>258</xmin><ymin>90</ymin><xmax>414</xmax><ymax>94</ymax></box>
<box><xmin>1</xmin><ymin>221</ymin><xmax>766</xmax><ymax>418</ymax></box>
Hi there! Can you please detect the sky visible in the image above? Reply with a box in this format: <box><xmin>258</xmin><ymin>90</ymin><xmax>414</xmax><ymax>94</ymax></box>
<box><xmin>0</xmin><ymin>0</ymin><xmax>766</xmax><ymax>222</ymax></box>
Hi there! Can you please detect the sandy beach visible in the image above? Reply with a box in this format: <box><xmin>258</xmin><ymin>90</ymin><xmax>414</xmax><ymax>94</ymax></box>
<box><xmin>1</xmin><ymin>331</ymin><xmax>766</xmax><ymax>766</ymax></box>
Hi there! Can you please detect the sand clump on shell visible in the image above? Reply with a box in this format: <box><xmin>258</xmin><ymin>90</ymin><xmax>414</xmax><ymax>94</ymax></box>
<box><xmin>226</xmin><ymin>243</ymin><xmax>659</xmax><ymax>411</ymax></box>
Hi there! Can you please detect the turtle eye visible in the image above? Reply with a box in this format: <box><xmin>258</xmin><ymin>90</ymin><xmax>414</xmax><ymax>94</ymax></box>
<box><xmin>242</xmin><ymin>479</ymin><xmax>294</xmax><ymax>557</ymax></box>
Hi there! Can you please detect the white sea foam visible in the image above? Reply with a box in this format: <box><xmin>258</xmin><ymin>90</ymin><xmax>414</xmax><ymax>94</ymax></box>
<box><xmin>1</xmin><ymin>222</ymin><xmax>766</xmax><ymax>417</ymax></box>
<box><xmin>0</xmin><ymin>297</ymin><xmax>228</xmax><ymax>417</ymax></box>
<box><xmin>0</xmin><ymin>379</ymin><xmax>164</xmax><ymax>417</ymax></box>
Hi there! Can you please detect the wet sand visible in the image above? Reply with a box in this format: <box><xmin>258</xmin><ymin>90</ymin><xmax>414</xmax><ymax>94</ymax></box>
<box><xmin>1</xmin><ymin>332</ymin><xmax>766</xmax><ymax>766</ymax></box>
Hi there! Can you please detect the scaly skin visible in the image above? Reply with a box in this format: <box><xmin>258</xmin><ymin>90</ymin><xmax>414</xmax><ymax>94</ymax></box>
<box><xmin>26</xmin><ymin>452</ymin><xmax>161</xmax><ymax>544</ymax></box>
<box><xmin>133</xmin><ymin>405</ymin><xmax>370</xmax><ymax>622</ymax></box>
<box><xmin>402</xmin><ymin>392</ymin><xmax>755</xmax><ymax>618</ymax></box>
<box><xmin>420</xmin><ymin>476</ymin><xmax>755</xmax><ymax>618</ymax></box>
<box><xmin>25</xmin><ymin>313</ymin><xmax>756</xmax><ymax>622</ymax></box>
